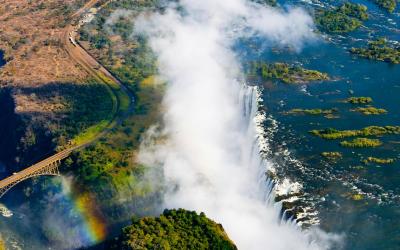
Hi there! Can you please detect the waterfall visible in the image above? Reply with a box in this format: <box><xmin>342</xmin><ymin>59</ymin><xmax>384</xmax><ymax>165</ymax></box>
<box><xmin>239</xmin><ymin>85</ymin><xmax>275</xmax><ymax>205</ymax></box>
<box><xmin>135</xmin><ymin>0</ymin><xmax>339</xmax><ymax>248</ymax></box>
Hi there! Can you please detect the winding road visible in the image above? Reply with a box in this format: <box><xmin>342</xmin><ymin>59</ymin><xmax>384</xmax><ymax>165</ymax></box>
<box><xmin>0</xmin><ymin>0</ymin><xmax>133</xmax><ymax>198</ymax></box>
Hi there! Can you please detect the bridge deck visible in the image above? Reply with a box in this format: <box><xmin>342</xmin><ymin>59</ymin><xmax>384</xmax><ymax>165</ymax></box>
<box><xmin>0</xmin><ymin>149</ymin><xmax>73</xmax><ymax>190</ymax></box>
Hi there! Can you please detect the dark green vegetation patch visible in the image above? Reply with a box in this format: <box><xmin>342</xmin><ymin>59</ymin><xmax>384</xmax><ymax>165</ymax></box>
<box><xmin>363</xmin><ymin>157</ymin><xmax>395</xmax><ymax>164</ymax></box>
<box><xmin>350</xmin><ymin>38</ymin><xmax>400</xmax><ymax>64</ymax></box>
<box><xmin>248</xmin><ymin>62</ymin><xmax>329</xmax><ymax>84</ymax></box>
<box><xmin>286</xmin><ymin>108</ymin><xmax>338</xmax><ymax>119</ymax></box>
<box><xmin>110</xmin><ymin>209</ymin><xmax>237</xmax><ymax>250</ymax></box>
<box><xmin>346</xmin><ymin>96</ymin><xmax>373</xmax><ymax>104</ymax></box>
<box><xmin>310</xmin><ymin>126</ymin><xmax>400</xmax><ymax>139</ymax></box>
<box><xmin>351</xmin><ymin>106</ymin><xmax>387</xmax><ymax>115</ymax></box>
<box><xmin>371</xmin><ymin>0</ymin><xmax>397</xmax><ymax>12</ymax></box>
<box><xmin>315</xmin><ymin>3</ymin><xmax>368</xmax><ymax>33</ymax></box>
<box><xmin>0</xmin><ymin>82</ymin><xmax>114</xmax><ymax>172</ymax></box>
<box><xmin>0</xmin><ymin>88</ymin><xmax>24</xmax><ymax>172</ymax></box>
<box><xmin>340</xmin><ymin>138</ymin><xmax>382</xmax><ymax>148</ymax></box>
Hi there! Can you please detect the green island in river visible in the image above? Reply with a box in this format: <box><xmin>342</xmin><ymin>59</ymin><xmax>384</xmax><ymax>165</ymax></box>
<box><xmin>286</xmin><ymin>108</ymin><xmax>338</xmax><ymax>115</ymax></box>
<box><xmin>346</xmin><ymin>96</ymin><xmax>373</xmax><ymax>104</ymax></box>
<box><xmin>340</xmin><ymin>138</ymin><xmax>382</xmax><ymax>148</ymax></box>
<box><xmin>286</xmin><ymin>108</ymin><xmax>338</xmax><ymax>118</ymax></box>
<box><xmin>310</xmin><ymin>126</ymin><xmax>400</xmax><ymax>139</ymax></box>
<box><xmin>350</xmin><ymin>38</ymin><xmax>400</xmax><ymax>64</ymax></box>
<box><xmin>363</xmin><ymin>157</ymin><xmax>395</xmax><ymax>164</ymax></box>
<box><xmin>351</xmin><ymin>106</ymin><xmax>387</xmax><ymax>115</ymax></box>
<box><xmin>371</xmin><ymin>0</ymin><xmax>397</xmax><ymax>12</ymax></box>
<box><xmin>249</xmin><ymin>62</ymin><xmax>329</xmax><ymax>84</ymax></box>
<box><xmin>315</xmin><ymin>2</ymin><xmax>368</xmax><ymax>33</ymax></box>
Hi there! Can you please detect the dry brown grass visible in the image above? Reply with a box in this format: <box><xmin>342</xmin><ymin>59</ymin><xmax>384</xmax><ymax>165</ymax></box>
<box><xmin>0</xmin><ymin>0</ymin><xmax>88</xmax><ymax>87</ymax></box>
<box><xmin>0</xmin><ymin>0</ymin><xmax>93</xmax><ymax>121</ymax></box>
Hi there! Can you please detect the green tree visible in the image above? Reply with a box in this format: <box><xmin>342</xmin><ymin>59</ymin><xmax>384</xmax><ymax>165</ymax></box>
<box><xmin>110</xmin><ymin>209</ymin><xmax>237</xmax><ymax>250</ymax></box>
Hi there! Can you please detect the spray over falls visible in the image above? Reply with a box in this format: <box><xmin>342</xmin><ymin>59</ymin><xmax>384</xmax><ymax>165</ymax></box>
<box><xmin>136</xmin><ymin>0</ymin><xmax>340</xmax><ymax>249</ymax></box>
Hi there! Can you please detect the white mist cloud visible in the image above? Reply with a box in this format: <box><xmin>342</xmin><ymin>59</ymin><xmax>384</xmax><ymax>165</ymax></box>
<box><xmin>136</xmin><ymin>1</ymin><xmax>339</xmax><ymax>249</ymax></box>
<box><xmin>104</xmin><ymin>9</ymin><xmax>135</xmax><ymax>34</ymax></box>
<box><xmin>40</xmin><ymin>177</ymin><xmax>89</xmax><ymax>250</ymax></box>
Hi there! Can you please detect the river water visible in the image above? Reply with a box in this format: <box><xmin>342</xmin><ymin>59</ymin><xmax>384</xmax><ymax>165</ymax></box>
<box><xmin>236</xmin><ymin>0</ymin><xmax>400</xmax><ymax>249</ymax></box>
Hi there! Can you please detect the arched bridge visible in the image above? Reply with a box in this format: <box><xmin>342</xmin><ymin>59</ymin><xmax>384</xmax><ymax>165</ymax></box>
<box><xmin>0</xmin><ymin>149</ymin><xmax>73</xmax><ymax>198</ymax></box>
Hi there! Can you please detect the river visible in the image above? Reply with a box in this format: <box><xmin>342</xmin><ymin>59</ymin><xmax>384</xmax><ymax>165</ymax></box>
<box><xmin>237</xmin><ymin>0</ymin><xmax>400</xmax><ymax>249</ymax></box>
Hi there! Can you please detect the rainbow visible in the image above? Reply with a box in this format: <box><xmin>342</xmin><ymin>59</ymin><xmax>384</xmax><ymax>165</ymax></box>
<box><xmin>73</xmin><ymin>192</ymin><xmax>107</xmax><ymax>244</ymax></box>
<box><xmin>61</xmin><ymin>178</ymin><xmax>108</xmax><ymax>246</ymax></box>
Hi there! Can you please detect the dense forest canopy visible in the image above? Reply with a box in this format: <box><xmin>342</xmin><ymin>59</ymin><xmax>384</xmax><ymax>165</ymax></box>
<box><xmin>109</xmin><ymin>209</ymin><xmax>237</xmax><ymax>250</ymax></box>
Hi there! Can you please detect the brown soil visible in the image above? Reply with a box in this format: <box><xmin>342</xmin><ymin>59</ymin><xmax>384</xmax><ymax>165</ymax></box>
<box><xmin>0</xmin><ymin>0</ymin><xmax>94</xmax><ymax>120</ymax></box>
<box><xmin>0</xmin><ymin>0</ymin><xmax>91</xmax><ymax>87</ymax></box>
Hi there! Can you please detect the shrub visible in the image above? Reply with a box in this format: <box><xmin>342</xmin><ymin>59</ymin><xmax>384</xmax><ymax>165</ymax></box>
<box><xmin>340</xmin><ymin>138</ymin><xmax>382</xmax><ymax>148</ymax></box>
<box><xmin>346</xmin><ymin>97</ymin><xmax>373</xmax><ymax>104</ymax></box>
